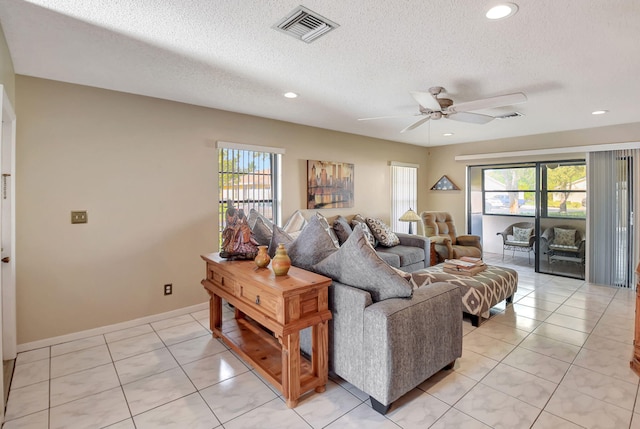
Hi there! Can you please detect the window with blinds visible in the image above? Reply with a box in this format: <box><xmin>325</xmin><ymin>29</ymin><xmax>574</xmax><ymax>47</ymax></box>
<box><xmin>390</xmin><ymin>163</ymin><xmax>418</xmax><ymax>234</ymax></box>
<box><xmin>217</xmin><ymin>141</ymin><xmax>283</xmax><ymax>246</ymax></box>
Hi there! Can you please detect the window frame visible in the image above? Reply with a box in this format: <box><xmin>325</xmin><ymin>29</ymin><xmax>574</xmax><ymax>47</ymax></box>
<box><xmin>390</xmin><ymin>162</ymin><xmax>418</xmax><ymax>233</ymax></box>
<box><xmin>217</xmin><ymin>141</ymin><xmax>283</xmax><ymax>246</ymax></box>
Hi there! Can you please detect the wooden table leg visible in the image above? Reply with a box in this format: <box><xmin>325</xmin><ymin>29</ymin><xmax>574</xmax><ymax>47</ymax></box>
<box><xmin>312</xmin><ymin>321</ymin><xmax>328</xmax><ymax>393</ymax></box>
<box><xmin>210</xmin><ymin>292</ymin><xmax>222</xmax><ymax>336</ymax></box>
<box><xmin>282</xmin><ymin>331</ymin><xmax>301</xmax><ymax>408</ymax></box>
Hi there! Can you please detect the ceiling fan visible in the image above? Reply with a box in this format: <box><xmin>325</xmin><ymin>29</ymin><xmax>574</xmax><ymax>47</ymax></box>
<box><xmin>359</xmin><ymin>87</ymin><xmax>527</xmax><ymax>133</ymax></box>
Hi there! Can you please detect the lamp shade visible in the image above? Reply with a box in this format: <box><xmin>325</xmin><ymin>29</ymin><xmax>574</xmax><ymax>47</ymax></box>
<box><xmin>398</xmin><ymin>208</ymin><xmax>421</xmax><ymax>222</ymax></box>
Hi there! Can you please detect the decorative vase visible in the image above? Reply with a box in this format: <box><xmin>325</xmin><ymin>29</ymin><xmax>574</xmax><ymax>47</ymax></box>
<box><xmin>271</xmin><ymin>243</ymin><xmax>291</xmax><ymax>276</ymax></box>
<box><xmin>254</xmin><ymin>245</ymin><xmax>270</xmax><ymax>268</ymax></box>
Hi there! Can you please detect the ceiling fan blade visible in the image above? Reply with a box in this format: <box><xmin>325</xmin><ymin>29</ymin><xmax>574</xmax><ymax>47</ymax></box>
<box><xmin>448</xmin><ymin>92</ymin><xmax>527</xmax><ymax>113</ymax></box>
<box><xmin>447</xmin><ymin>111</ymin><xmax>494</xmax><ymax>124</ymax></box>
<box><xmin>400</xmin><ymin>116</ymin><xmax>430</xmax><ymax>133</ymax></box>
<box><xmin>409</xmin><ymin>91</ymin><xmax>441</xmax><ymax>110</ymax></box>
<box><xmin>358</xmin><ymin>114</ymin><xmax>420</xmax><ymax>121</ymax></box>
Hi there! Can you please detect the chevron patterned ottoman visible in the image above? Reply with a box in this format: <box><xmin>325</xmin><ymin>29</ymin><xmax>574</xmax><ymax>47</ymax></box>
<box><xmin>410</xmin><ymin>265</ymin><xmax>518</xmax><ymax>326</ymax></box>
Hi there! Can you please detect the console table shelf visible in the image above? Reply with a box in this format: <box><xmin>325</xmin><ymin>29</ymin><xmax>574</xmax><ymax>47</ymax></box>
<box><xmin>200</xmin><ymin>253</ymin><xmax>332</xmax><ymax>408</ymax></box>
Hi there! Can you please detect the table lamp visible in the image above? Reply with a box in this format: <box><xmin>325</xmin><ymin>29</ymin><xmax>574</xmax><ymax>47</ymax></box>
<box><xmin>398</xmin><ymin>208</ymin><xmax>421</xmax><ymax>234</ymax></box>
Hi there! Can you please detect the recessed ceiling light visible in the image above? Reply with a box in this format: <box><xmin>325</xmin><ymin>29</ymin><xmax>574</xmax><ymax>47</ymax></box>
<box><xmin>443</xmin><ymin>133</ymin><xmax>454</xmax><ymax>137</ymax></box>
<box><xmin>486</xmin><ymin>3</ymin><xmax>518</xmax><ymax>20</ymax></box>
<box><xmin>591</xmin><ymin>110</ymin><xmax>608</xmax><ymax>115</ymax></box>
<box><xmin>283</xmin><ymin>92</ymin><xmax>298</xmax><ymax>99</ymax></box>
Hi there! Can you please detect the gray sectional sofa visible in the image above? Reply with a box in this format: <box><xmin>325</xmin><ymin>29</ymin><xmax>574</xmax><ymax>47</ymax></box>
<box><xmin>248</xmin><ymin>210</ymin><xmax>463</xmax><ymax>413</ymax></box>
<box><xmin>321</xmin><ymin>277</ymin><xmax>462</xmax><ymax>414</ymax></box>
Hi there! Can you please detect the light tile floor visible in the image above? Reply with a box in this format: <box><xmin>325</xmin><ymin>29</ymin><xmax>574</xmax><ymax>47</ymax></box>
<box><xmin>3</xmin><ymin>253</ymin><xmax>640</xmax><ymax>429</ymax></box>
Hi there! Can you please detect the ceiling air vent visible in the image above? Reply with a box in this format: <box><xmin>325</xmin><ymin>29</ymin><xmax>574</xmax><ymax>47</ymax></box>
<box><xmin>273</xmin><ymin>6</ymin><xmax>339</xmax><ymax>43</ymax></box>
<box><xmin>495</xmin><ymin>111</ymin><xmax>524</xmax><ymax>120</ymax></box>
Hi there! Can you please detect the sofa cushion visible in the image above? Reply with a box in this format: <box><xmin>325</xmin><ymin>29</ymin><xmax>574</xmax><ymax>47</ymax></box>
<box><xmin>376</xmin><ymin>245</ymin><xmax>425</xmax><ymax>267</ymax></box>
<box><xmin>333</xmin><ymin>215</ymin><xmax>353</xmax><ymax>245</ymax></box>
<box><xmin>313</xmin><ymin>227</ymin><xmax>413</xmax><ymax>302</ymax></box>
<box><xmin>287</xmin><ymin>215</ymin><xmax>338</xmax><ymax>270</ymax></box>
<box><xmin>366</xmin><ymin>217</ymin><xmax>400</xmax><ymax>247</ymax></box>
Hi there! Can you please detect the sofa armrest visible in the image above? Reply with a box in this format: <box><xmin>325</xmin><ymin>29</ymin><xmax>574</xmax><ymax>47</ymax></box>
<box><xmin>326</xmin><ymin>281</ymin><xmax>373</xmax><ymax>389</ymax></box>
<box><xmin>395</xmin><ymin>233</ymin><xmax>430</xmax><ymax>267</ymax></box>
<box><xmin>456</xmin><ymin>234</ymin><xmax>482</xmax><ymax>249</ymax></box>
<box><xmin>361</xmin><ymin>282</ymin><xmax>462</xmax><ymax>406</ymax></box>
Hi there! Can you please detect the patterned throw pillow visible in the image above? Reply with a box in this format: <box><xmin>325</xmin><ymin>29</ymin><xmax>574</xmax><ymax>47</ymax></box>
<box><xmin>365</xmin><ymin>217</ymin><xmax>400</xmax><ymax>247</ymax></box>
<box><xmin>332</xmin><ymin>215</ymin><xmax>353</xmax><ymax>245</ymax></box>
<box><xmin>351</xmin><ymin>214</ymin><xmax>377</xmax><ymax>247</ymax></box>
<box><xmin>315</xmin><ymin>212</ymin><xmax>340</xmax><ymax>248</ymax></box>
<box><xmin>312</xmin><ymin>227</ymin><xmax>412</xmax><ymax>302</ymax></box>
<box><xmin>554</xmin><ymin>228</ymin><xmax>576</xmax><ymax>246</ymax></box>
<box><xmin>512</xmin><ymin>226</ymin><xmax>533</xmax><ymax>242</ymax></box>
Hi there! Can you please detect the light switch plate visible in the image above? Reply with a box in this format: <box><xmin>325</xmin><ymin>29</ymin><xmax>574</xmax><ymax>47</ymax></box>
<box><xmin>71</xmin><ymin>211</ymin><xmax>88</xmax><ymax>224</ymax></box>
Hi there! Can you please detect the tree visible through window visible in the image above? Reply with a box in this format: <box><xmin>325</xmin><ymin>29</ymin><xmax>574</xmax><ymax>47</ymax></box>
<box><xmin>217</xmin><ymin>142</ymin><xmax>282</xmax><ymax>247</ymax></box>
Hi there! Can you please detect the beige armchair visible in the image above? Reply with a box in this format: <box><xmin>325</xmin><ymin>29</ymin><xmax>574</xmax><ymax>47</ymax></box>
<box><xmin>420</xmin><ymin>211</ymin><xmax>482</xmax><ymax>263</ymax></box>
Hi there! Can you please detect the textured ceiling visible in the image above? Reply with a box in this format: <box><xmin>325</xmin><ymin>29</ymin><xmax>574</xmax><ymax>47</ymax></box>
<box><xmin>1</xmin><ymin>0</ymin><xmax>639</xmax><ymax>146</ymax></box>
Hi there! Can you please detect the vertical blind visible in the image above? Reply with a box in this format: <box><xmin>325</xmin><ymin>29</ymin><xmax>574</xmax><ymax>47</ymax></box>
<box><xmin>588</xmin><ymin>149</ymin><xmax>639</xmax><ymax>287</ymax></box>
<box><xmin>390</xmin><ymin>163</ymin><xmax>418</xmax><ymax>234</ymax></box>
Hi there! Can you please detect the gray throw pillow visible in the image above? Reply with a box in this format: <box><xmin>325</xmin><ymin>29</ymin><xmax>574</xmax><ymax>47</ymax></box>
<box><xmin>247</xmin><ymin>208</ymin><xmax>273</xmax><ymax>231</ymax></box>
<box><xmin>315</xmin><ymin>212</ymin><xmax>340</xmax><ymax>248</ymax></box>
<box><xmin>312</xmin><ymin>227</ymin><xmax>413</xmax><ymax>302</ymax></box>
<box><xmin>333</xmin><ymin>215</ymin><xmax>353</xmax><ymax>245</ymax></box>
<box><xmin>287</xmin><ymin>215</ymin><xmax>339</xmax><ymax>270</ymax></box>
<box><xmin>251</xmin><ymin>216</ymin><xmax>273</xmax><ymax>246</ymax></box>
<box><xmin>268</xmin><ymin>225</ymin><xmax>294</xmax><ymax>257</ymax></box>
<box><xmin>366</xmin><ymin>217</ymin><xmax>400</xmax><ymax>247</ymax></box>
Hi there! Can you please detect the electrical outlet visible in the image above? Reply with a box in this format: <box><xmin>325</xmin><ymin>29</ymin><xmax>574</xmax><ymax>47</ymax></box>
<box><xmin>164</xmin><ymin>284</ymin><xmax>172</xmax><ymax>295</ymax></box>
<box><xmin>71</xmin><ymin>211</ymin><xmax>88</xmax><ymax>224</ymax></box>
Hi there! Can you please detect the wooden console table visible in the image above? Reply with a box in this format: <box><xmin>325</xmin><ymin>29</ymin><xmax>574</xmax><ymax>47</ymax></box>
<box><xmin>200</xmin><ymin>253</ymin><xmax>332</xmax><ymax>407</ymax></box>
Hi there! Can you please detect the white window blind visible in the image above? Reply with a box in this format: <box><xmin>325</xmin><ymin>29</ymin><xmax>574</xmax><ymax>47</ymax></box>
<box><xmin>588</xmin><ymin>149</ymin><xmax>640</xmax><ymax>287</ymax></box>
<box><xmin>390</xmin><ymin>163</ymin><xmax>418</xmax><ymax>234</ymax></box>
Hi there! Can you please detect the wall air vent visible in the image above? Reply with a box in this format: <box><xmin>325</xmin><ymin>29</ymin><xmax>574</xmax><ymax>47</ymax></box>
<box><xmin>273</xmin><ymin>6</ymin><xmax>339</xmax><ymax>43</ymax></box>
<box><xmin>495</xmin><ymin>111</ymin><xmax>524</xmax><ymax>119</ymax></box>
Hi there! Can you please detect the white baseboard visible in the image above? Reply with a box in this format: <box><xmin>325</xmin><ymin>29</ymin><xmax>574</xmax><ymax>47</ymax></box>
<box><xmin>17</xmin><ymin>302</ymin><xmax>209</xmax><ymax>353</ymax></box>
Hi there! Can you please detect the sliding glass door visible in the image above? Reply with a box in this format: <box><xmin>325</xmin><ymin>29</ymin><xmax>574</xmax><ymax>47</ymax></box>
<box><xmin>468</xmin><ymin>160</ymin><xmax>587</xmax><ymax>279</ymax></box>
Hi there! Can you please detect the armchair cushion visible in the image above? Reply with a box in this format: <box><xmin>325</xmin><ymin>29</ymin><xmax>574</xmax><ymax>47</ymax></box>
<box><xmin>554</xmin><ymin>227</ymin><xmax>576</xmax><ymax>246</ymax></box>
<box><xmin>313</xmin><ymin>226</ymin><xmax>413</xmax><ymax>302</ymax></box>
<box><xmin>513</xmin><ymin>226</ymin><xmax>533</xmax><ymax>242</ymax></box>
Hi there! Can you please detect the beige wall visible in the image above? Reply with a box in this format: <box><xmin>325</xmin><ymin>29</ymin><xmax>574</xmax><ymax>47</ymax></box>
<box><xmin>15</xmin><ymin>76</ymin><xmax>429</xmax><ymax>343</ymax></box>
<box><xmin>0</xmin><ymin>24</ymin><xmax>15</xmax><ymax>103</ymax></box>
<box><xmin>425</xmin><ymin>123</ymin><xmax>640</xmax><ymax>230</ymax></box>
